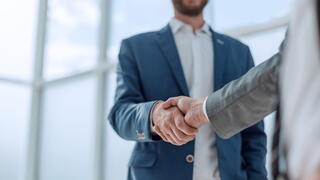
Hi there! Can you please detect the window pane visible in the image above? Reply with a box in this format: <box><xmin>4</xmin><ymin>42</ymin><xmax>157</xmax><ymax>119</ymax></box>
<box><xmin>239</xmin><ymin>27</ymin><xmax>287</xmax><ymax>65</ymax></box>
<box><xmin>39</xmin><ymin>76</ymin><xmax>96</xmax><ymax>180</ymax></box>
<box><xmin>107</xmin><ymin>0</ymin><xmax>173</xmax><ymax>62</ymax></box>
<box><xmin>44</xmin><ymin>0</ymin><xmax>99</xmax><ymax>80</ymax></box>
<box><xmin>213</xmin><ymin>0</ymin><xmax>294</xmax><ymax>31</ymax></box>
<box><xmin>105</xmin><ymin>71</ymin><xmax>134</xmax><ymax>180</ymax></box>
<box><xmin>239</xmin><ymin>27</ymin><xmax>287</xmax><ymax>176</ymax></box>
<box><xmin>0</xmin><ymin>83</ymin><xmax>30</xmax><ymax>180</ymax></box>
<box><xmin>0</xmin><ymin>1</ymin><xmax>37</xmax><ymax>80</ymax></box>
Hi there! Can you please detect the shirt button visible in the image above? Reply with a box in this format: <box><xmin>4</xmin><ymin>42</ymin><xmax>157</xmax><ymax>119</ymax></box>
<box><xmin>186</xmin><ymin>154</ymin><xmax>194</xmax><ymax>163</ymax></box>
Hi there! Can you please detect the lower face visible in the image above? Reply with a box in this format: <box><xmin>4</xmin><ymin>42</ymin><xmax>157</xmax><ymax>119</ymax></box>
<box><xmin>172</xmin><ymin>0</ymin><xmax>208</xmax><ymax>16</ymax></box>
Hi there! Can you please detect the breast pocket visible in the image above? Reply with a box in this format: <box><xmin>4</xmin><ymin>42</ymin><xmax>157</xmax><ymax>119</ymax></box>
<box><xmin>128</xmin><ymin>151</ymin><xmax>157</xmax><ymax>168</ymax></box>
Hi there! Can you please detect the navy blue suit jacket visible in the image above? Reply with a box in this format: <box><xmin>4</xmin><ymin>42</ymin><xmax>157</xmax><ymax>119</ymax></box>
<box><xmin>108</xmin><ymin>25</ymin><xmax>267</xmax><ymax>180</ymax></box>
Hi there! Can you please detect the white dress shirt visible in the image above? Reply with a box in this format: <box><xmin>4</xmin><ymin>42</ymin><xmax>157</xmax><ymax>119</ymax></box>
<box><xmin>282</xmin><ymin>0</ymin><xmax>320</xmax><ymax>179</ymax></box>
<box><xmin>170</xmin><ymin>18</ymin><xmax>220</xmax><ymax>180</ymax></box>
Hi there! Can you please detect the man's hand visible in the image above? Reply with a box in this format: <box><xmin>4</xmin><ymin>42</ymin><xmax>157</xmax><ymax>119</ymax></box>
<box><xmin>152</xmin><ymin>101</ymin><xmax>198</xmax><ymax>145</ymax></box>
<box><xmin>163</xmin><ymin>96</ymin><xmax>210</xmax><ymax>128</ymax></box>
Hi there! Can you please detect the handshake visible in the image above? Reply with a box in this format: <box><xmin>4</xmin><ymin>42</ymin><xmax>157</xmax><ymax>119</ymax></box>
<box><xmin>152</xmin><ymin>96</ymin><xmax>210</xmax><ymax>146</ymax></box>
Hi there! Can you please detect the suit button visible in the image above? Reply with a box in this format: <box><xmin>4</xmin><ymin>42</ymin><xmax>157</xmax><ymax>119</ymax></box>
<box><xmin>186</xmin><ymin>154</ymin><xmax>194</xmax><ymax>163</ymax></box>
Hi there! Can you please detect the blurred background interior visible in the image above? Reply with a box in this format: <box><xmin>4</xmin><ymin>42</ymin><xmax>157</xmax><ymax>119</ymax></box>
<box><xmin>0</xmin><ymin>0</ymin><xmax>293</xmax><ymax>179</ymax></box>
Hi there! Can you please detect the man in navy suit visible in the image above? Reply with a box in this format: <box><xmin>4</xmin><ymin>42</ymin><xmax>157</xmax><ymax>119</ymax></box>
<box><xmin>108</xmin><ymin>0</ymin><xmax>267</xmax><ymax>179</ymax></box>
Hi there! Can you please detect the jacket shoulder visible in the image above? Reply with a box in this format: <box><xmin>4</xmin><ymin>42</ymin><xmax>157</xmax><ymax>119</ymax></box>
<box><xmin>214</xmin><ymin>32</ymin><xmax>249</xmax><ymax>49</ymax></box>
<box><xmin>122</xmin><ymin>31</ymin><xmax>159</xmax><ymax>45</ymax></box>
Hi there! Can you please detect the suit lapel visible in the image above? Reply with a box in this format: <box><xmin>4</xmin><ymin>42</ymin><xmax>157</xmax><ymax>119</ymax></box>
<box><xmin>156</xmin><ymin>25</ymin><xmax>189</xmax><ymax>96</ymax></box>
<box><xmin>155</xmin><ymin>27</ymin><xmax>228</xmax><ymax>95</ymax></box>
<box><xmin>212</xmin><ymin>30</ymin><xmax>228</xmax><ymax>91</ymax></box>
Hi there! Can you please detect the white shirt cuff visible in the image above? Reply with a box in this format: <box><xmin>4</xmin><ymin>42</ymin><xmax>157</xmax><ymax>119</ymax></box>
<box><xmin>202</xmin><ymin>96</ymin><xmax>210</xmax><ymax>121</ymax></box>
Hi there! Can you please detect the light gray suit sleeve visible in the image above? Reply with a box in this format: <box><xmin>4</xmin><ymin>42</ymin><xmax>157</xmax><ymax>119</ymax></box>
<box><xmin>206</xmin><ymin>42</ymin><xmax>284</xmax><ymax>139</ymax></box>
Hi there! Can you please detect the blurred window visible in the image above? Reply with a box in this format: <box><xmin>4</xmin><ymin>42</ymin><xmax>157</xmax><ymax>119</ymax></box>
<box><xmin>44</xmin><ymin>0</ymin><xmax>99</xmax><ymax>80</ymax></box>
<box><xmin>104</xmin><ymin>71</ymin><xmax>134</xmax><ymax>180</ymax></box>
<box><xmin>0</xmin><ymin>83</ymin><xmax>30</xmax><ymax>179</ymax></box>
<box><xmin>107</xmin><ymin>0</ymin><xmax>173</xmax><ymax>62</ymax></box>
<box><xmin>107</xmin><ymin>0</ymin><xmax>215</xmax><ymax>62</ymax></box>
<box><xmin>239</xmin><ymin>27</ymin><xmax>287</xmax><ymax>65</ymax></box>
<box><xmin>0</xmin><ymin>0</ymin><xmax>38</xmax><ymax>80</ymax></box>
<box><xmin>39</xmin><ymin>76</ymin><xmax>96</xmax><ymax>180</ymax></box>
<box><xmin>213</xmin><ymin>0</ymin><xmax>293</xmax><ymax>31</ymax></box>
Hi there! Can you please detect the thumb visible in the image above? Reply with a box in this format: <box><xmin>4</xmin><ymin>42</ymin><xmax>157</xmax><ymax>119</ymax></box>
<box><xmin>177</xmin><ymin>98</ymin><xmax>192</xmax><ymax>113</ymax></box>
<box><xmin>162</xmin><ymin>97</ymin><xmax>180</xmax><ymax>109</ymax></box>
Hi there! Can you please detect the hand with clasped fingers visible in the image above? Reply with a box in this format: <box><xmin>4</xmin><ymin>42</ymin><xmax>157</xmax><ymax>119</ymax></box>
<box><xmin>151</xmin><ymin>101</ymin><xmax>198</xmax><ymax>146</ymax></box>
<box><xmin>163</xmin><ymin>96</ymin><xmax>210</xmax><ymax>128</ymax></box>
<box><xmin>151</xmin><ymin>96</ymin><xmax>210</xmax><ymax>146</ymax></box>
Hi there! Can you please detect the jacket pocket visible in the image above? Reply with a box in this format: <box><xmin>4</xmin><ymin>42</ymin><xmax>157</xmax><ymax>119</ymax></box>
<box><xmin>128</xmin><ymin>151</ymin><xmax>157</xmax><ymax>168</ymax></box>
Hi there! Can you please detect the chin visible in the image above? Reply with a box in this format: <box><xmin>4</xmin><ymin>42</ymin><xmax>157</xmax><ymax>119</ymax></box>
<box><xmin>173</xmin><ymin>0</ymin><xmax>207</xmax><ymax>16</ymax></box>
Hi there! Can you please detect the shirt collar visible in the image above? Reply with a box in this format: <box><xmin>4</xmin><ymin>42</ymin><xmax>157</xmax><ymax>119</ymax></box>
<box><xmin>169</xmin><ymin>17</ymin><xmax>211</xmax><ymax>36</ymax></box>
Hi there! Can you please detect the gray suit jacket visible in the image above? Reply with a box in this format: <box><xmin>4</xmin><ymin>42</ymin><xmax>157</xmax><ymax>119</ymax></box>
<box><xmin>206</xmin><ymin>41</ymin><xmax>285</xmax><ymax>139</ymax></box>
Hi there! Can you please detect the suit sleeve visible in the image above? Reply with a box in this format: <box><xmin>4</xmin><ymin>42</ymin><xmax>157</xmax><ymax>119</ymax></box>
<box><xmin>205</xmin><ymin>44</ymin><xmax>283</xmax><ymax>139</ymax></box>
<box><xmin>240</xmin><ymin>48</ymin><xmax>267</xmax><ymax>179</ymax></box>
<box><xmin>108</xmin><ymin>39</ymin><xmax>161</xmax><ymax>142</ymax></box>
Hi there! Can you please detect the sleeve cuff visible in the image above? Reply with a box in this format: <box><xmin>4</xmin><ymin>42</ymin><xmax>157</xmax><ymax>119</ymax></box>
<box><xmin>202</xmin><ymin>96</ymin><xmax>210</xmax><ymax>122</ymax></box>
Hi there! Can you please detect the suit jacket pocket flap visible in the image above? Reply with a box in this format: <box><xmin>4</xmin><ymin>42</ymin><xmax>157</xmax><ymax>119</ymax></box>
<box><xmin>128</xmin><ymin>151</ymin><xmax>157</xmax><ymax>168</ymax></box>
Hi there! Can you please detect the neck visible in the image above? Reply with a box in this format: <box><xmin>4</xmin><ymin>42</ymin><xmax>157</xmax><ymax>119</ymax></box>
<box><xmin>174</xmin><ymin>11</ymin><xmax>205</xmax><ymax>31</ymax></box>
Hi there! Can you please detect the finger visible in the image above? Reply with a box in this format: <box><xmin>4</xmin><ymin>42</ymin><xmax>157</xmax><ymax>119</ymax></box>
<box><xmin>173</xmin><ymin>115</ymin><xmax>196</xmax><ymax>139</ymax></box>
<box><xmin>162</xmin><ymin>125</ymin><xmax>180</xmax><ymax>145</ymax></box>
<box><xmin>162</xmin><ymin>97</ymin><xmax>181</xmax><ymax>109</ymax></box>
<box><xmin>154</xmin><ymin>127</ymin><xmax>167</xmax><ymax>141</ymax></box>
<box><xmin>173</xmin><ymin>111</ymin><xmax>198</xmax><ymax>135</ymax></box>
<box><xmin>185</xmin><ymin>108</ymin><xmax>208</xmax><ymax>128</ymax></box>
<box><xmin>177</xmin><ymin>98</ymin><xmax>192</xmax><ymax>113</ymax></box>
<box><xmin>171</xmin><ymin>123</ymin><xmax>194</xmax><ymax>144</ymax></box>
<box><xmin>167</xmin><ymin>128</ymin><xmax>181</xmax><ymax>145</ymax></box>
<box><xmin>153</xmin><ymin>126</ymin><xmax>168</xmax><ymax>142</ymax></box>
<box><xmin>177</xmin><ymin>116</ymin><xmax>198</xmax><ymax>135</ymax></box>
<box><xmin>160</xmin><ymin>124</ymin><xmax>179</xmax><ymax>145</ymax></box>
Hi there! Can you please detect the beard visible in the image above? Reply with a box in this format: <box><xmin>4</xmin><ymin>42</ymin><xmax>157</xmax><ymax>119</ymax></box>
<box><xmin>172</xmin><ymin>0</ymin><xmax>208</xmax><ymax>17</ymax></box>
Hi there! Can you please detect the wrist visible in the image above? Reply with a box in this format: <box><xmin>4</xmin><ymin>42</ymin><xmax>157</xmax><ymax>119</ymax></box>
<box><xmin>200</xmin><ymin>110</ymin><xmax>209</xmax><ymax>125</ymax></box>
<box><xmin>152</xmin><ymin>101</ymin><xmax>164</xmax><ymax>126</ymax></box>
<box><xmin>197</xmin><ymin>99</ymin><xmax>209</xmax><ymax>125</ymax></box>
